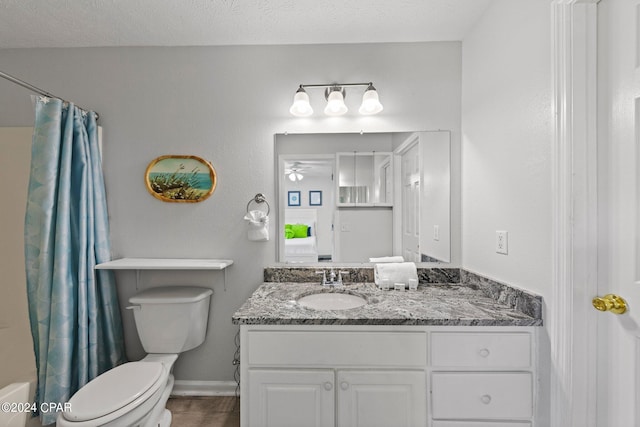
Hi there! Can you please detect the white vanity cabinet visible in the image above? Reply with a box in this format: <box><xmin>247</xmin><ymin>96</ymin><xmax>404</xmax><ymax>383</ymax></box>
<box><xmin>247</xmin><ymin>368</ymin><xmax>426</xmax><ymax>427</ymax></box>
<box><xmin>240</xmin><ymin>325</ymin><xmax>539</xmax><ymax>427</ymax></box>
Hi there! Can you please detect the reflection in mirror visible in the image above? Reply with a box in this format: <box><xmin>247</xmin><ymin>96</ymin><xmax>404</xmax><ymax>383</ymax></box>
<box><xmin>276</xmin><ymin>132</ymin><xmax>450</xmax><ymax>264</ymax></box>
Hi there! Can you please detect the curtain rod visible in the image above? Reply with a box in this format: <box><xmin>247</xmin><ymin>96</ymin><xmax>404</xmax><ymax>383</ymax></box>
<box><xmin>0</xmin><ymin>69</ymin><xmax>99</xmax><ymax>120</ymax></box>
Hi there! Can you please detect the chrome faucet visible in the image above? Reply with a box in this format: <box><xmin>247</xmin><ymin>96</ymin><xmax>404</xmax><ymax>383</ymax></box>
<box><xmin>316</xmin><ymin>268</ymin><xmax>349</xmax><ymax>287</ymax></box>
<box><xmin>328</xmin><ymin>268</ymin><xmax>337</xmax><ymax>284</ymax></box>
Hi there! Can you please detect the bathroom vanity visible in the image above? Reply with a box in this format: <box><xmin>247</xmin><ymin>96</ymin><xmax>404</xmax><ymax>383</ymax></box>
<box><xmin>232</xmin><ymin>276</ymin><xmax>543</xmax><ymax>427</ymax></box>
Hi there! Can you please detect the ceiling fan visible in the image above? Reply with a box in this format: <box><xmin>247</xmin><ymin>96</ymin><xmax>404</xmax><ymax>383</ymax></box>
<box><xmin>284</xmin><ymin>162</ymin><xmax>308</xmax><ymax>182</ymax></box>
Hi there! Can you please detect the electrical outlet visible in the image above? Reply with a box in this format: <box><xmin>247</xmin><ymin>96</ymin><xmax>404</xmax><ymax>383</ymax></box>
<box><xmin>433</xmin><ymin>225</ymin><xmax>440</xmax><ymax>241</ymax></box>
<box><xmin>496</xmin><ymin>231</ymin><xmax>508</xmax><ymax>254</ymax></box>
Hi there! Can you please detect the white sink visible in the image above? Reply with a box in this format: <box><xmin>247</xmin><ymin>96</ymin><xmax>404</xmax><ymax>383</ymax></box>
<box><xmin>297</xmin><ymin>292</ymin><xmax>367</xmax><ymax>310</ymax></box>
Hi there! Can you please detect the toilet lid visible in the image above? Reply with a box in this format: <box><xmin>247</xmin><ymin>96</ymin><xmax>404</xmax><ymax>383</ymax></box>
<box><xmin>63</xmin><ymin>362</ymin><xmax>164</xmax><ymax>422</ymax></box>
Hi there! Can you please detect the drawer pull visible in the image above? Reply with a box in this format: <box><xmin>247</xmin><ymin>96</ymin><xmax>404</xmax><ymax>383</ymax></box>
<box><xmin>323</xmin><ymin>382</ymin><xmax>333</xmax><ymax>391</ymax></box>
<box><xmin>340</xmin><ymin>381</ymin><xmax>349</xmax><ymax>390</ymax></box>
<box><xmin>478</xmin><ymin>348</ymin><xmax>490</xmax><ymax>358</ymax></box>
<box><xmin>480</xmin><ymin>394</ymin><xmax>492</xmax><ymax>404</ymax></box>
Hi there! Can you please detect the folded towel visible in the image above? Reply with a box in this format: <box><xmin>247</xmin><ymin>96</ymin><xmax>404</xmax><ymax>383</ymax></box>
<box><xmin>369</xmin><ymin>256</ymin><xmax>405</xmax><ymax>263</ymax></box>
<box><xmin>374</xmin><ymin>262</ymin><xmax>418</xmax><ymax>287</ymax></box>
<box><xmin>244</xmin><ymin>210</ymin><xmax>269</xmax><ymax>242</ymax></box>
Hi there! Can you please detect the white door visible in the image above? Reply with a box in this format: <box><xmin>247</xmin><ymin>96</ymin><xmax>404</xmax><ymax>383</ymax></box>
<box><xmin>336</xmin><ymin>370</ymin><xmax>426</xmax><ymax>427</ymax></box>
<box><xmin>401</xmin><ymin>142</ymin><xmax>420</xmax><ymax>261</ymax></box>
<box><xmin>247</xmin><ymin>369</ymin><xmax>335</xmax><ymax>427</ymax></box>
<box><xmin>596</xmin><ymin>0</ymin><xmax>640</xmax><ymax>425</ymax></box>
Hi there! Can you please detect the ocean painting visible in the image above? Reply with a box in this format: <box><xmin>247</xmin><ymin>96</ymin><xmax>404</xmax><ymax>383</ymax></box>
<box><xmin>145</xmin><ymin>155</ymin><xmax>217</xmax><ymax>202</ymax></box>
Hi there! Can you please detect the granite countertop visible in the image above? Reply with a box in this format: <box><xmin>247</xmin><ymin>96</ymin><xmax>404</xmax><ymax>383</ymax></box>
<box><xmin>232</xmin><ymin>282</ymin><xmax>542</xmax><ymax>327</ymax></box>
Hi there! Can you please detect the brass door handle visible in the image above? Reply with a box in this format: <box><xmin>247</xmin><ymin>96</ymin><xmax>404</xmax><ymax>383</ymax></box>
<box><xmin>592</xmin><ymin>294</ymin><xmax>628</xmax><ymax>314</ymax></box>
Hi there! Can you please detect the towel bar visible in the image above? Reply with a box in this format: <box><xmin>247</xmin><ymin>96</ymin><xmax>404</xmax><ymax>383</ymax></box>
<box><xmin>247</xmin><ymin>193</ymin><xmax>270</xmax><ymax>216</ymax></box>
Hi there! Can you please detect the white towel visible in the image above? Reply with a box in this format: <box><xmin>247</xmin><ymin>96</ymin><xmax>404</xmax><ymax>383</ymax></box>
<box><xmin>244</xmin><ymin>210</ymin><xmax>269</xmax><ymax>241</ymax></box>
<box><xmin>369</xmin><ymin>256</ymin><xmax>405</xmax><ymax>263</ymax></box>
<box><xmin>374</xmin><ymin>262</ymin><xmax>418</xmax><ymax>287</ymax></box>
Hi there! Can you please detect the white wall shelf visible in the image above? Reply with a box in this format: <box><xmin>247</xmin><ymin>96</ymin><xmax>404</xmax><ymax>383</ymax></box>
<box><xmin>96</xmin><ymin>258</ymin><xmax>233</xmax><ymax>270</ymax></box>
<box><xmin>96</xmin><ymin>258</ymin><xmax>234</xmax><ymax>290</ymax></box>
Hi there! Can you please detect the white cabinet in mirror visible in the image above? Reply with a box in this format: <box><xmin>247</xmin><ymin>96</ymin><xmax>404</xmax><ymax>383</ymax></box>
<box><xmin>336</xmin><ymin>151</ymin><xmax>393</xmax><ymax>207</ymax></box>
<box><xmin>276</xmin><ymin>131</ymin><xmax>451</xmax><ymax>264</ymax></box>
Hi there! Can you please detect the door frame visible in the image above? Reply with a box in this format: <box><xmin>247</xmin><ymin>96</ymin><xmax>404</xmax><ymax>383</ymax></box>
<box><xmin>550</xmin><ymin>1</ymin><xmax>599</xmax><ymax>426</ymax></box>
<box><xmin>276</xmin><ymin>153</ymin><xmax>336</xmax><ymax>262</ymax></box>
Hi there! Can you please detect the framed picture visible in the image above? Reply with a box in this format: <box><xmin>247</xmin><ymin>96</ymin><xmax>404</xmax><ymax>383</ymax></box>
<box><xmin>288</xmin><ymin>191</ymin><xmax>301</xmax><ymax>206</ymax></box>
<box><xmin>309</xmin><ymin>190</ymin><xmax>322</xmax><ymax>206</ymax></box>
<box><xmin>145</xmin><ymin>155</ymin><xmax>217</xmax><ymax>203</ymax></box>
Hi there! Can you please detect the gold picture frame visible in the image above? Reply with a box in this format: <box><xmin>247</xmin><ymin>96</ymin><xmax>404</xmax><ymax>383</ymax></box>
<box><xmin>144</xmin><ymin>155</ymin><xmax>217</xmax><ymax>203</ymax></box>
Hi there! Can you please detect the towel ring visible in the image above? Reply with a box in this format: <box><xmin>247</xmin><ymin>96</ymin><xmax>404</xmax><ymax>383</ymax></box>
<box><xmin>247</xmin><ymin>193</ymin><xmax>270</xmax><ymax>216</ymax></box>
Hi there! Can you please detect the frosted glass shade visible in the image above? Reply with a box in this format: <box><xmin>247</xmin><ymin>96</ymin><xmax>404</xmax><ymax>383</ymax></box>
<box><xmin>324</xmin><ymin>89</ymin><xmax>348</xmax><ymax>116</ymax></box>
<box><xmin>289</xmin><ymin>89</ymin><xmax>313</xmax><ymax>117</ymax></box>
<box><xmin>359</xmin><ymin>87</ymin><xmax>384</xmax><ymax>115</ymax></box>
<box><xmin>288</xmin><ymin>172</ymin><xmax>303</xmax><ymax>181</ymax></box>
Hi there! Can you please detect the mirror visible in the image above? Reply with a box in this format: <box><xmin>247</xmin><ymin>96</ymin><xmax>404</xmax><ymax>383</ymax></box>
<box><xmin>276</xmin><ymin>131</ymin><xmax>450</xmax><ymax>264</ymax></box>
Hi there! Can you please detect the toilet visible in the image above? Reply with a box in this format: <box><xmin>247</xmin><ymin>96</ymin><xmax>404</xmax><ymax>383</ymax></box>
<box><xmin>57</xmin><ymin>286</ymin><xmax>213</xmax><ymax>427</ymax></box>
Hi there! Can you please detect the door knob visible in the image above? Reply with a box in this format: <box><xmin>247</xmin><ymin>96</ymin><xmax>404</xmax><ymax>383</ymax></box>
<box><xmin>592</xmin><ymin>294</ymin><xmax>628</xmax><ymax>314</ymax></box>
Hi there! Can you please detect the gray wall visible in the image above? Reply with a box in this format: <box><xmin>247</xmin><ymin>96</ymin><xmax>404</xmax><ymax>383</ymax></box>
<box><xmin>0</xmin><ymin>128</ymin><xmax>36</xmax><ymax>389</ymax></box>
<box><xmin>0</xmin><ymin>42</ymin><xmax>462</xmax><ymax>383</ymax></box>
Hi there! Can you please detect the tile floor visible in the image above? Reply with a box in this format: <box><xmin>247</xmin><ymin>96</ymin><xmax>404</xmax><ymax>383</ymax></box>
<box><xmin>166</xmin><ymin>396</ymin><xmax>240</xmax><ymax>427</ymax></box>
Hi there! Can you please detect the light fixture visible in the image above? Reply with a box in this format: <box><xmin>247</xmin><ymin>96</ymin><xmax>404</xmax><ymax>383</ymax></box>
<box><xmin>288</xmin><ymin>171</ymin><xmax>304</xmax><ymax>182</ymax></box>
<box><xmin>286</xmin><ymin>164</ymin><xmax>305</xmax><ymax>181</ymax></box>
<box><xmin>289</xmin><ymin>82</ymin><xmax>383</xmax><ymax>117</ymax></box>
<box><xmin>288</xmin><ymin>86</ymin><xmax>313</xmax><ymax>117</ymax></box>
<box><xmin>324</xmin><ymin>86</ymin><xmax>348</xmax><ymax>116</ymax></box>
<box><xmin>359</xmin><ymin>83</ymin><xmax>384</xmax><ymax>115</ymax></box>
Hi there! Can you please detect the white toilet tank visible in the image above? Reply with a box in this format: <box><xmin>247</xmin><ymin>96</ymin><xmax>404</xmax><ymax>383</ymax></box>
<box><xmin>129</xmin><ymin>286</ymin><xmax>213</xmax><ymax>353</ymax></box>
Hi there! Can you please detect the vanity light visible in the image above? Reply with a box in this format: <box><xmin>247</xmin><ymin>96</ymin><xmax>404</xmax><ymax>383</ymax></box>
<box><xmin>289</xmin><ymin>86</ymin><xmax>313</xmax><ymax>117</ymax></box>
<box><xmin>324</xmin><ymin>86</ymin><xmax>348</xmax><ymax>116</ymax></box>
<box><xmin>289</xmin><ymin>82</ymin><xmax>384</xmax><ymax>117</ymax></box>
<box><xmin>359</xmin><ymin>83</ymin><xmax>384</xmax><ymax>115</ymax></box>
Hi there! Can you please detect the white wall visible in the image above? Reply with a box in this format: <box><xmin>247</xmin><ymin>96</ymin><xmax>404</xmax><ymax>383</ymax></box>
<box><xmin>461</xmin><ymin>7</ymin><xmax>552</xmax><ymax>421</ymax></box>
<box><xmin>336</xmin><ymin>208</ymin><xmax>393</xmax><ymax>262</ymax></box>
<box><xmin>420</xmin><ymin>131</ymin><xmax>451</xmax><ymax>262</ymax></box>
<box><xmin>461</xmin><ymin>0</ymin><xmax>552</xmax><ymax>298</ymax></box>
<box><xmin>0</xmin><ymin>42</ymin><xmax>462</xmax><ymax>384</ymax></box>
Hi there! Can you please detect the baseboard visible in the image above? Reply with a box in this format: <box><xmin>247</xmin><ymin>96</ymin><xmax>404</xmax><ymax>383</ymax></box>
<box><xmin>171</xmin><ymin>380</ymin><xmax>237</xmax><ymax>397</ymax></box>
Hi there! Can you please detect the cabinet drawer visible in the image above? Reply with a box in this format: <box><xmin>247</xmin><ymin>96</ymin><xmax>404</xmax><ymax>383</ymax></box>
<box><xmin>432</xmin><ymin>422</ymin><xmax>531</xmax><ymax>427</ymax></box>
<box><xmin>431</xmin><ymin>332</ymin><xmax>531</xmax><ymax>368</ymax></box>
<box><xmin>247</xmin><ymin>330</ymin><xmax>427</xmax><ymax>367</ymax></box>
<box><xmin>431</xmin><ymin>372</ymin><xmax>533</xmax><ymax>420</ymax></box>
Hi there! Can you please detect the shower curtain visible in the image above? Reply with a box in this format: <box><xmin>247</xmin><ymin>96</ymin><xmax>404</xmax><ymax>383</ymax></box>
<box><xmin>24</xmin><ymin>97</ymin><xmax>126</xmax><ymax>425</ymax></box>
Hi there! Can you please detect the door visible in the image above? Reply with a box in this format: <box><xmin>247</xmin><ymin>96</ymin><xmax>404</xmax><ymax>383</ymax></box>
<box><xmin>401</xmin><ymin>142</ymin><xmax>420</xmax><ymax>261</ymax></box>
<box><xmin>336</xmin><ymin>370</ymin><xmax>426</xmax><ymax>427</ymax></box>
<box><xmin>596</xmin><ymin>0</ymin><xmax>640</xmax><ymax>425</ymax></box>
<box><xmin>247</xmin><ymin>369</ymin><xmax>335</xmax><ymax>427</ymax></box>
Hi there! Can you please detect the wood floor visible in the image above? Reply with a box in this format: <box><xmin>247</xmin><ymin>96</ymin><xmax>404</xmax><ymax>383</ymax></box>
<box><xmin>166</xmin><ymin>396</ymin><xmax>240</xmax><ymax>427</ymax></box>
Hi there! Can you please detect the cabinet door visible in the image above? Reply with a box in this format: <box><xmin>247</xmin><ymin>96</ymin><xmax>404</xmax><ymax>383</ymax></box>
<box><xmin>248</xmin><ymin>369</ymin><xmax>335</xmax><ymax>427</ymax></box>
<box><xmin>336</xmin><ymin>370</ymin><xmax>426</xmax><ymax>427</ymax></box>
<box><xmin>373</xmin><ymin>151</ymin><xmax>393</xmax><ymax>205</ymax></box>
<box><xmin>336</xmin><ymin>152</ymin><xmax>392</xmax><ymax>206</ymax></box>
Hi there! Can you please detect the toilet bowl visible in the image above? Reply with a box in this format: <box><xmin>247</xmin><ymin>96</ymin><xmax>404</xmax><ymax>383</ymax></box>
<box><xmin>57</xmin><ymin>286</ymin><xmax>213</xmax><ymax>427</ymax></box>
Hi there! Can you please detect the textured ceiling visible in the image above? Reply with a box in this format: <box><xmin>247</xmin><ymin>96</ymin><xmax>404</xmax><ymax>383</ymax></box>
<box><xmin>0</xmin><ymin>0</ymin><xmax>493</xmax><ymax>48</ymax></box>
